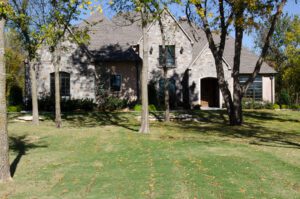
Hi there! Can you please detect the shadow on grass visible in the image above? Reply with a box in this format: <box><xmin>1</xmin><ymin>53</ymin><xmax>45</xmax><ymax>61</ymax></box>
<box><xmin>56</xmin><ymin>112</ymin><xmax>140</xmax><ymax>131</ymax></box>
<box><xmin>176</xmin><ymin>122</ymin><xmax>300</xmax><ymax>149</ymax></box>
<box><xmin>148</xmin><ymin>110</ymin><xmax>300</xmax><ymax>149</ymax></box>
<box><xmin>39</xmin><ymin>110</ymin><xmax>300</xmax><ymax>149</ymax></box>
<box><xmin>171</xmin><ymin>110</ymin><xmax>300</xmax><ymax>149</ymax></box>
<box><xmin>9</xmin><ymin>135</ymin><xmax>48</xmax><ymax>177</ymax></box>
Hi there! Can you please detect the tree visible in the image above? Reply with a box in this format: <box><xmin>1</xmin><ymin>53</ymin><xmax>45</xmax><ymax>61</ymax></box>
<box><xmin>255</xmin><ymin>15</ymin><xmax>300</xmax><ymax>105</ymax></box>
<box><xmin>5</xmin><ymin>0</ymin><xmax>94</xmax><ymax>127</ymax></box>
<box><xmin>111</xmin><ymin>0</ymin><xmax>178</xmax><ymax>128</ymax></box>
<box><xmin>111</xmin><ymin>0</ymin><xmax>159</xmax><ymax>133</ymax></box>
<box><xmin>139</xmin><ymin>4</ymin><xmax>150</xmax><ymax>133</ymax></box>
<box><xmin>43</xmin><ymin>0</ymin><xmax>93</xmax><ymax>128</ymax></box>
<box><xmin>255</xmin><ymin>14</ymin><xmax>291</xmax><ymax>100</ymax></box>
<box><xmin>158</xmin><ymin>12</ymin><xmax>171</xmax><ymax>122</ymax></box>
<box><xmin>4</xmin><ymin>0</ymin><xmax>55</xmax><ymax>125</ymax></box>
<box><xmin>282</xmin><ymin>16</ymin><xmax>300</xmax><ymax>104</ymax></box>
<box><xmin>0</xmin><ymin>0</ymin><xmax>12</xmax><ymax>183</ymax></box>
<box><xmin>186</xmin><ymin>0</ymin><xmax>287</xmax><ymax>125</ymax></box>
<box><xmin>5</xmin><ymin>28</ymin><xmax>25</xmax><ymax>103</ymax></box>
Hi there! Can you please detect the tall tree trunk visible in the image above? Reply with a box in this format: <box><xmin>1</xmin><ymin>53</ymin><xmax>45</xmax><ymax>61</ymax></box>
<box><xmin>164</xmin><ymin>68</ymin><xmax>170</xmax><ymax>122</ymax></box>
<box><xmin>30</xmin><ymin>62</ymin><xmax>39</xmax><ymax>125</ymax></box>
<box><xmin>139</xmin><ymin>22</ymin><xmax>150</xmax><ymax>134</ymax></box>
<box><xmin>54</xmin><ymin>48</ymin><xmax>62</xmax><ymax>128</ymax></box>
<box><xmin>158</xmin><ymin>17</ymin><xmax>170</xmax><ymax>122</ymax></box>
<box><xmin>232</xmin><ymin>80</ymin><xmax>243</xmax><ymax>125</ymax></box>
<box><xmin>0</xmin><ymin>15</ymin><xmax>12</xmax><ymax>183</ymax></box>
<box><xmin>194</xmin><ymin>0</ymin><xmax>286</xmax><ymax>126</ymax></box>
<box><xmin>215</xmin><ymin>61</ymin><xmax>237</xmax><ymax>125</ymax></box>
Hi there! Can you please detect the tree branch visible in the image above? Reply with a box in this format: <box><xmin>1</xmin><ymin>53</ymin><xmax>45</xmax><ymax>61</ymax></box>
<box><xmin>242</xmin><ymin>0</ymin><xmax>287</xmax><ymax>92</ymax></box>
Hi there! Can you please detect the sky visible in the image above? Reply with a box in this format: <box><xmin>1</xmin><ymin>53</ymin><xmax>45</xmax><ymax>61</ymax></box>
<box><xmin>242</xmin><ymin>1</ymin><xmax>300</xmax><ymax>50</ymax></box>
<box><xmin>84</xmin><ymin>1</ymin><xmax>300</xmax><ymax>52</ymax></box>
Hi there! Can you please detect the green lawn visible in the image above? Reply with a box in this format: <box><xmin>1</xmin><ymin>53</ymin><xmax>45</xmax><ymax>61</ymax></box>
<box><xmin>1</xmin><ymin>110</ymin><xmax>300</xmax><ymax>199</ymax></box>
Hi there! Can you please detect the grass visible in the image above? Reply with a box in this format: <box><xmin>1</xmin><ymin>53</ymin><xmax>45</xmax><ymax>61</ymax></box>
<box><xmin>1</xmin><ymin>110</ymin><xmax>300</xmax><ymax>199</ymax></box>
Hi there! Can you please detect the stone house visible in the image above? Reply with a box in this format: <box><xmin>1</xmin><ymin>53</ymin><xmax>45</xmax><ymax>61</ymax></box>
<box><xmin>29</xmin><ymin>9</ymin><xmax>276</xmax><ymax>109</ymax></box>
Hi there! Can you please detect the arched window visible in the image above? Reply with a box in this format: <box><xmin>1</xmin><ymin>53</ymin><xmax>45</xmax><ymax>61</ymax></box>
<box><xmin>50</xmin><ymin>72</ymin><xmax>71</xmax><ymax>98</ymax></box>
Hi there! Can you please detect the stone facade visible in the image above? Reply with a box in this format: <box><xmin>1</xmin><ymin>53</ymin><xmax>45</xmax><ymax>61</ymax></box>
<box><xmin>35</xmin><ymin>41</ymin><xmax>96</xmax><ymax>100</ymax></box>
<box><xmin>29</xmin><ymin>9</ymin><xmax>276</xmax><ymax>109</ymax></box>
<box><xmin>139</xmin><ymin>11</ymin><xmax>195</xmax><ymax>107</ymax></box>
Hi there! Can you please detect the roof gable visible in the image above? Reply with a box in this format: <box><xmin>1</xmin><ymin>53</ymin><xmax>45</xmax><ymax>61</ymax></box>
<box><xmin>137</xmin><ymin>9</ymin><xmax>194</xmax><ymax>45</ymax></box>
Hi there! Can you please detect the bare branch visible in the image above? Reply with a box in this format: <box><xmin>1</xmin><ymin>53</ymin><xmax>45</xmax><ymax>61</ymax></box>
<box><xmin>242</xmin><ymin>0</ymin><xmax>287</xmax><ymax>92</ymax></box>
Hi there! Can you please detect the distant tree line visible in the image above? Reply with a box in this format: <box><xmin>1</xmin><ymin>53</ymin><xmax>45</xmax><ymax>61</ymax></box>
<box><xmin>255</xmin><ymin>14</ymin><xmax>300</xmax><ymax>106</ymax></box>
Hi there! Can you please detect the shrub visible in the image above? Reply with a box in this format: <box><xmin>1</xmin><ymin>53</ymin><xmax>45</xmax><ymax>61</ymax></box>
<box><xmin>149</xmin><ymin>104</ymin><xmax>157</xmax><ymax>112</ymax></box>
<box><xmin>38</xmin><ymin>96</ymin><xmax>54</xmax><ymax>111</ymax></box>
<box><xmin>7</xmin><ymin>105</ymin><xmax>22</xmax><ymax>112</ymax></box>
<box><xmin>273</xmin><ymin>104</ymin><xmax>280</xmax><ymax>109</ymax></box>
<box><xmin>278</xmin><ymin>90</ymin><xmax>291</xmax><ymax>106</ymax></box>
<box><xmin>8</xmin><ymin>85</ymin><xmax>23</xmax><ymax>106</ymax></box>
<box><xmin>242</xmin><ymin>99</ymin><xmax>274</xmax><ymax>109</ymax></box>
<box><xmin>61</xmin><ymin>98</ymin><xmax>96</xmax><ymax>112</ymax></box>
<box><xmin>35</xmin><ymin>96</ymin><xmax>96</xmax><ymax>112</ymax></box>
<box><xmin>134</xmin><ymin>104</ymin><xmax>157</xmax><ymax>112</ymax></box>
<box><xmin>98</xmin><ymin>96</ymin><xmax>127</xmax><ymax>111</ymax></box>
<box><xmin>291</xmin><ymin>104</ymin><xmax>300</xmax><ymax>110</ymax></box>
<box><xmin>281</xmin><ymin>104</ymin><xmax>289</xmax><ymax>109</ymax></box>
<box><xmin>133</xmin><ymin>104</ymin><xmax>142</xmax><ymax>111</ymax></box>
<box><xmin>251</xmin><ymin>101</ymin><xmax>262</xmax><ymax>109</ymax></box>
<box><xmin>263</xmin><ymin>102</ymin><xmax>274</xmax><ymax>109</ymax></box>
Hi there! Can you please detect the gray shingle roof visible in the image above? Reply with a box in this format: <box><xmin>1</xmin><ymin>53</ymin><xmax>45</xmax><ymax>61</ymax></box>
<box><xmin>92</xmin><ymin>44</ymin><xmax>141</xmax><ymax>62</ymax></box>
<box><xmin>79</xmin><ymin>11</ymin><xmax>276</xmax><ymax>74</ymax></box>
<box><xmin>222</xmin><ymin>37</ymin><xmax>276</xmax><ymax>74</ymax></box>
<box><xmin>78</xmin><ymin>12</ymin><xmax>142</xmax><ymax>61</ymax></box>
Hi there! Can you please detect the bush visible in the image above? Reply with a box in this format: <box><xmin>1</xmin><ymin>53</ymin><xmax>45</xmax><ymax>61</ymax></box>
<box><xmin>134</xmin><ymin>104</ymin><xmax>157</xmax><ymax>112</ymax></box>
<box><xmin>133</xmin><ymin>104</ymin><xmax>142</xmax><ymax>111</ymax></box>
<box><xmin>98</xmin><ymin>96</ymin><xmax>127</xmax><ymax>111</ymax></box>
<box><xmin>8</xmin><ymin>85</ymin><xmax>23</xmax><ymax>106</ymax></box>
<box><xmin>7</xmin><ymin>105</ymin><xmax>22</xmax><ymax>112</ymax></box>
<box><xmin>264</xmin><ymin>102</ymin><xmax>274</xmax><ymax>109</ymax></box>
<box><xmin>242</xmin><ymin>99</ymin><xmax>274</xmax><ymax>109</ymax></box>
<box><xmin>291</xmin><ymin>104</ymin><xmax>300</xmax><ymax>110</ymax></box>
<box><xmin>273</xmin><ymin>104</ymin><xmax>280</xmax><ymax>109</ymax></box>
<box><xmin>281</xmin><ymin>104</ymin><xmax>289</xmax><ymax>109</ymax></box>
<box><xmin>278</xmin><ymin>90</ymin><xmax>291</xmax><ymax>106</ymax></box>
<box><xmin>149</xmin><ymin>104</ymin><xmax>157</xmax><ymax>111</ymax></box>
<box><xmin>61</xmin><ymin>98</ymin><xmax>96</xmax><ymax>112</ymax></box>
<box><xmin>34</xmin><ymin>96</ymin><xmax>96</xmax><ymax>112</ymax></box>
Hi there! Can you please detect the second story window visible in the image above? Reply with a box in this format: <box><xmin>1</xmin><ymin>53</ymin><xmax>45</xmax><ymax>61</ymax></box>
<box><xmin>110</xmin><ymin>74</ymin><xmax>122</xmax><ymax>92</ymax></box>
<box><xmin>159</xmin><ymin>45</ymin><xmax>175</xmax><ymax>67</ymax></box>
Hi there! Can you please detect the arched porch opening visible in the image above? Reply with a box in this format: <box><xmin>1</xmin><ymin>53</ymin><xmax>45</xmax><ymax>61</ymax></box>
<box><xmin>201</xmin><ymin>77</ymin><xmax>220</xmax><ymax>108</ymax></box>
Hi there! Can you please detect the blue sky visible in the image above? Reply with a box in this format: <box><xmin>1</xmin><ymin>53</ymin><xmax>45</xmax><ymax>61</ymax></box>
<box><xmin>85</xmin><ymin>1</ymin><xmax>300</xmax><ymax>51</ymax></box>
<box><xmin>242</xmin><ymin>1</ymin><xmax>300</xmax><ymax>51</ymax></box>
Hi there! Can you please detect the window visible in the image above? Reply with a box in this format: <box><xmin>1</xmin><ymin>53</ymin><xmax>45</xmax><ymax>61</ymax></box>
<box><xmin>159</xmin><ymin>45</ymin><xmax>176</xmax><ymax>67</ymax></box>
<box><xmin>158</xmin><ymin>78</ymin><xmax>177</xmax><ymax>107</ymax></box>
<box><xmin>50</xmin><ymin>72</ymin><xmax>71</xmax><ymax>98</ymax></box>
<box><xmin>240</xmin><ymin>76</ymin><xmax>262</xmax><ymax>101</ymax></box>
<box><xmin>110</xmin><ymin>74</ymin><xmax>122</xmax><ymax>92</ymax></box>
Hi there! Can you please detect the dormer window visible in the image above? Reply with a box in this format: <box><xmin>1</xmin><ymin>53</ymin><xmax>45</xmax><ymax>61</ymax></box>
<box><xmin>159</xmin><ymin>45</ymin><xmax>176</xmax><ymax>67</ymax></box>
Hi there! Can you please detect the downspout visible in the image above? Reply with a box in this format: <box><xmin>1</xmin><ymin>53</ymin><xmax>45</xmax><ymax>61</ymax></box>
<box><xmin>270</xmin><ymin>76</ymin><xmax>274</xmax><ymax>104</ymax></box>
